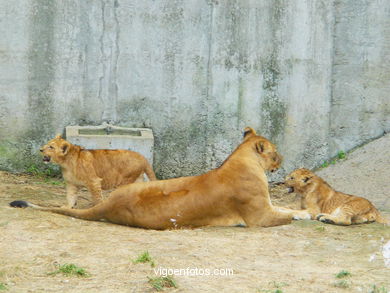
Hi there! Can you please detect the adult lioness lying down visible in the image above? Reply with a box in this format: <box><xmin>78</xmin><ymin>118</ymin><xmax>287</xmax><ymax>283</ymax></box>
<box><xmin>285</xmin><ymin>168</ymin><xmax>388</xmax><ymax>225</ymax></box>
<box><xmin>40</xmin><ymin>135</ymin><xmax>156</xmax><ymax>208</ymax></box>
<box><xmin>10</xmin><ymin>128</ymin><xmax>305</xmax><ymax>229</ymax></box>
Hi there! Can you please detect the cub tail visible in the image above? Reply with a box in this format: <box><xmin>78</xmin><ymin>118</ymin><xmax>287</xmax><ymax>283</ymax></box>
<box><xmin>144</xmin><ymin>162</ymin><xmax>157</xmax><ymax>181</ymax></box>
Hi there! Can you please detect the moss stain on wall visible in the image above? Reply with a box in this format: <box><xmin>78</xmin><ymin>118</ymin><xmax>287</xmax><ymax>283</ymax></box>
<box><xmin>260</xmin><ymin>53</ymin><xmax>287</xmax><ymax>144</ymax></box>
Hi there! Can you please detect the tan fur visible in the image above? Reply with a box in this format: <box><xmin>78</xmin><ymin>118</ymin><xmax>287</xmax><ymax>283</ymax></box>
<box><xmin>285</xmin><ymin>168</ymin><xmax>388</xmax><ymax>225</ymax></box>
<box><xmin>40</xmin><ymin>135</ymin><xmax>156</xmax><ymax>208</ymax></box>
<box><xmin>22</xmin><ymin>128</ymin><xmax>298</xmax><ymax>229</ymax></box>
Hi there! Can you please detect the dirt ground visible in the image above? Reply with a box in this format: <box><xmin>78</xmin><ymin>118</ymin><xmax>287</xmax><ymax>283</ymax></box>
<box><xmin>1</xmin><ymin>135</ymin><xmax>390</xmax><ymax>292</ymax></box>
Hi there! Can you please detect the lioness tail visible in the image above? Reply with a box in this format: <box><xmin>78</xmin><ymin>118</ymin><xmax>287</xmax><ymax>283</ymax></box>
<box><xmin>9</xmin><ymin>200</ymin><xmax>106</xmax><ymax>221</ymax></box>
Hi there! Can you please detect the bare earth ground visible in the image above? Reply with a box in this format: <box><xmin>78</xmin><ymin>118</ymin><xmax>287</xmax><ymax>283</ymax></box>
<box><xmin>1</xmin><ymin>135</ymin><xmax>390</xmax><ymax>292</ymax></box>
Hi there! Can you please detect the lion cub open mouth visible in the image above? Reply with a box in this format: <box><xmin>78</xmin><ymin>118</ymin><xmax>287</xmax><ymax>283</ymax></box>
<box><xmin>287</xmin><ymin>186</ymin><xmax>294</xmax><ymax>193</ymax></box>
<box><xmin>43</xmin><ymin>156</ymin><xmax>51</xmax><ymax>163</ymax></box>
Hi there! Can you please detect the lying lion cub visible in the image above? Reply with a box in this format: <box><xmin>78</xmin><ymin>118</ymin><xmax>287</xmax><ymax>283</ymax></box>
<box><xmin>11</xmin><ymin>127</ymin><xmax>305</xmax><ymax>229</ymax></box>
<box><xmin>285</xmin><ymin>168</ymin><xmax>388</xmax><ymax>225</ymax></box>
<box><xmin>40</xmin><ymin>135</ymin><xmax>156</xmax><ymax>208</ymax></box>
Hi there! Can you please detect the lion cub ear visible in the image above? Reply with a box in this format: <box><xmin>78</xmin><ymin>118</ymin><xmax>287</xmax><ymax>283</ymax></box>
<box><xmin>61</xmin><ymin>141</ymin><xmax>70</xmax><ymax>155</ymax></box>
<box><xmin>303</xmin><ymin>176</ymin><xmax>312</xmax><ymax>183</ymax></box>
<box><xmin>243</xmin><ymin>127</ymin><xmax>257</xmax><ymax>140</ymax></box>
<box><xmin>256</xmin><ymin>141</ymin><xmax>266</xmax><ymax>153</ymax></box>
<box><xmin>55</xmin><ymin>134</ymin><xmax>63</xmax><ymax>139</ymax></box>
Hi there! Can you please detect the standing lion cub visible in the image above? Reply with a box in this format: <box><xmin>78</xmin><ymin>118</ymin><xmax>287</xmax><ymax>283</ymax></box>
<box><xmin>285</xmin><ymin>168</ymin><xmax>387</xmax><ymax>225</ymax></box>
<box><xmin>40</xmin><ymin>135</ymin><xmax>156</xmax><ymax>208</ymax></box>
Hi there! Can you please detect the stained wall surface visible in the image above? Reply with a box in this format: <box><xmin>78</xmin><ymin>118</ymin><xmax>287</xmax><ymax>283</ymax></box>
<box><xmin>0</xmin><ymin>0</ymin><xmax>389</xmax><ymax>179</ymax></box>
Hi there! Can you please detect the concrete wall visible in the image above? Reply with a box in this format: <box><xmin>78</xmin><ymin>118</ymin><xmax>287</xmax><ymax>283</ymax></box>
<box><xmin>0</xmin><ymin>0</ymin><xmax>389</xmax><ymax>180</ymax></box>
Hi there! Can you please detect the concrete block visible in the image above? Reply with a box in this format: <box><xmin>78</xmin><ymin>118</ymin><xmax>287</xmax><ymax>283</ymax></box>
<box><xmin>65</xmin><ymin>123</ymin><xmax>154</xmax><ymax>165</ymax></box>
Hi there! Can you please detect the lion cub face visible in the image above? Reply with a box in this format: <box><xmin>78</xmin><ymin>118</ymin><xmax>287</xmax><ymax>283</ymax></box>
<box><xmin>285</xmin><ymin>168</ymin><xmax>314</xmax><ymax>193</ymax></box>
<box><xmin>40</xmin><ymin>135</ymin><xmax>71</xmax><ymax>164</ymax></box>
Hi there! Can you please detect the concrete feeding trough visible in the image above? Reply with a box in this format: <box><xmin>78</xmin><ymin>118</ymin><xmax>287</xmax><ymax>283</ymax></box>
<box><xmin>65</xmin><ymin>123</ymin><xmax>154</xmax><ymax>165</ymax></box>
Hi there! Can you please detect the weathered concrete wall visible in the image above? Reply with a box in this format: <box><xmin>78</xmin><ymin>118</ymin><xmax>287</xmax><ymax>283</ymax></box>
<box><xmin>330</xmin><ymin>0</ymin><xmax>390</xmax><ymax>154</ymax></box>
<box><xmin>0</xmin><ymin>0</ymin><xmax>389</xmax><ymax>180</ymax></box>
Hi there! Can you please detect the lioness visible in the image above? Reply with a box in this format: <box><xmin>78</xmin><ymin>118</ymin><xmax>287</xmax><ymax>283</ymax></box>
<box><xmin>40</xmin><ymin>135</ymin><xmax>156</xmax><ymax>208</ymax></box>
<box><xmin>10</xmin><ymin>128</ymin><xmax>304</xmax><ymax>229</ymax></box>
<box><xmin>285</xmin><ymin>168</ymin><xmax>388</xmax><ymax>225</ymax></box>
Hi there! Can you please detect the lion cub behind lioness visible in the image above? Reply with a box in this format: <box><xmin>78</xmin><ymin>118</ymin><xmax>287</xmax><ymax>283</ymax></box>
<box><xmin>285</xmin><ymin>168</ymin><xmax>387</xmax><ymax>225</ymax></box>
<box><xmin>40</xmin><ymin>135</ymin><xmax>156</xmax><ymax>208</ymax></box>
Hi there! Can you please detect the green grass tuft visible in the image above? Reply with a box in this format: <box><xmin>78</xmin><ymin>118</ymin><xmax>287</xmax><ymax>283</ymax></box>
<box><xmin>320</xmin><ymin>150</ymin><xmax>347</xmax><ymax>168</ymax></box>
<box><xmin>133</xmin><ymin>251</ymin><xmax>156</xmax><ymax>267</ymax></box>
<box><xmin>337</xmin><ymin>150</ymin><xmax>346</xmax><ymax>159</ymax></box>
<box><xmin>148</xmin><ymin>276</ymin><xmax>177</xmax><ymax>291</ymax></box>
<box><xmin>336</xmin><ymin>270</ymin><xmax>351</xmax><ymax>279</ymax></box>
<box><xmin>26</xmin><ymin>163</ymin><xmax>61</xmax><ymax>179</ymax></box>
<box><xmin>320</xmin><ymin>161</ymin><xmax>329</xmax><ymax>168</ymax></box>
<box><xmin>0</xmin><ymin>283</ymin><xmax>7</xmax><ymax>291</ymax></box>
<box><xmin>48</xmin><ymin>263</ymin><xmax>90</xmax><ymax>277</ymax></box>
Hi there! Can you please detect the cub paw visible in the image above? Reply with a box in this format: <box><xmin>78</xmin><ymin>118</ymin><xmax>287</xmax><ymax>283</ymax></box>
<box><xmin>317</xmin><ymin>215</ymin><xmax>335</xmax><ymax>224</ymax></box>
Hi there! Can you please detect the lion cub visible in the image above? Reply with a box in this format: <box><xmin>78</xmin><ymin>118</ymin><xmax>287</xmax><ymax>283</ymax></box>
<box><xmin>285</xmin><ymin>168</ymin><xmax>387</xmax><ymax>225</ymax></box>
<box><xmin>40</xmin><ymin>135</ymin><xmax>157</xmax><ymax>208</ymax></box>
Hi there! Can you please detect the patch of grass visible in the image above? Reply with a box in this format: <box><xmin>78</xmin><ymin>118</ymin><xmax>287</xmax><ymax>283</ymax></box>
<box><xmin>26</xmin><ymin>163</ymin><xmax>60</xmax><ymax>178</ymax></box>
<box><xmin>25</xmin><ymin>163</ymin><xmax>63</xmax><ymax>185</ymax></box>
<box><xmin>320</xmin><ymin>150</ymin><xmax>347</xmax><ymax>168</ymax></box>
<box><xmin>26</xmin><ymin>164</ymin><xmax>39</xmax><ymax>174</ymax></box>
<box><xmin>337</xmin><ymin>150</ymin><xmax>346</xmax><ymax>159</ymax></box>
<box><xmin>148</xmin><ymin>276</ymin><xmax>177</xmax><ymax>291</ymax></box>
<box><xmin>320</xmin><ymin>161</ymin><xmax>330</xmax><ymax>168</ymax></box>
<box><xmin>333</xmin><ymin>280</ymin><xmax>350</xmax><ymax>289</ymax></box>
<box><xmin>369</xmin><ymin>285</ymin><xmax>388</xmax><ymax>293</ymax></box>
<box><xmin>336</xmin><ymin>270</ymin><xmax>351</xmax><ymax>278</ymax></box>
<box><xmin>133</xmin><ymin>251</ymin><xmax>155</xmax><ymax>267</ymax></box>
<box><xmin>0</xmin><ymin>283</ymin><xmax>7</xmax><ymax>291</ymax></box>
<box><xmin>48</xmin><ymin>263</ymin><xmax>90</xmax><ymax>277</ymax></box>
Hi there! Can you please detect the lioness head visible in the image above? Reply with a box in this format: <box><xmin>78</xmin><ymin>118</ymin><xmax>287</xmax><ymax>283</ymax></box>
<box><xmin>243</xmin><ymin>127</ymin><xmax>282</xmax><ymax>172</ymax></box>
<box><xmin>284</xmin><ymin>168</ymin><xmax>315</xmax><ymax>194</ymax></box>
<box><xmin>40</xmin><ymin>135</ymin><xmax>72</xmax><ymax>164</ymax></box>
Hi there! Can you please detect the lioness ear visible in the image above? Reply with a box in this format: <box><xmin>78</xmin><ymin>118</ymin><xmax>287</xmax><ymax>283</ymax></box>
<box><xmin>61</xmin><ymin>142</ymin><xmax>70</xmax><ymax>155</ymax></box>
<box><xmin>55</xmin><ymin>134</ymin><xmax>62</xmax><ymax>139</ymax></box>
<box><xmin>243</xmin><ymin>127</ymin><xmax>257</xmax><ymax>140</ymax></box>
<box><xmin>303</xmin><ymin>176</ymin><xmax>311</xmax><ymax>183</ymax></box>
